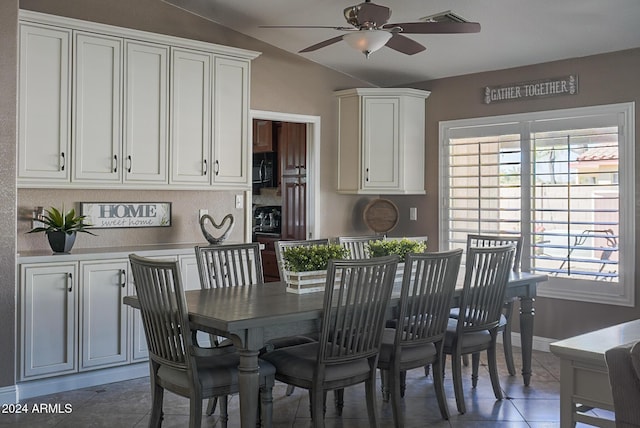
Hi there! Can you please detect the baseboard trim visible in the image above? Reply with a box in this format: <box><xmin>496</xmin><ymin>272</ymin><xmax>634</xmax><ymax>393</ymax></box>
<box><xmin>0</xmin><ymin>385</ymin><xmax>18</xmax><ymax>405</ymax></box>
<box><xmin>17</xmin><ymin>363</ymin><xmax>148</xmax><ymax>401</ymax></box>
<box><xmin>498</xmin><ymin>332</ymin><xmax>556</xmax><ymax>353</ymax></box>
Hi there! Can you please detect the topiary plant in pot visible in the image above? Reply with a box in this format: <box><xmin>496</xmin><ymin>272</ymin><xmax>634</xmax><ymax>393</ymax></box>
<box><xmin>27</xmin><ymin>206</ymin><xmax>96</xmax><ymax>253</ymax></box>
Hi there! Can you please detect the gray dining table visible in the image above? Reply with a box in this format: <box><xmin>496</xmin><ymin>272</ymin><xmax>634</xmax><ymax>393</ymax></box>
<box><xmin>124</xmin><ymin>271</ymin><xmax>547</xmax><ymax>428</ymax></box>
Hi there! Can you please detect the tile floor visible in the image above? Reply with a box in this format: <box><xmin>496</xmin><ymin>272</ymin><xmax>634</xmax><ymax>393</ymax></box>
<box><xmin>0</xmin><ymin>345</ymin><xmax>613</xmax><ymax>427</ymax></box>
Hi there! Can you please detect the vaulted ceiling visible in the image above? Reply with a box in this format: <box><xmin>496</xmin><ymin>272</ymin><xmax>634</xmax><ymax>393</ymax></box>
<box><xmin>163</xmin><ymin>0</ymin><xmax>640</xmax><ymax>86</ymax></box>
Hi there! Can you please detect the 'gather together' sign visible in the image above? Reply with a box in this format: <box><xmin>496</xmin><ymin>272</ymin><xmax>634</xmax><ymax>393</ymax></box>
<box><xmin>484</xmin><ymin>75</ymin><xmax>578</xmax><ymax>104</ymax></box>
<box><xmin>81</xmin><ymin>202</ymin><xmax>171</xmax><ymax>228</ymax></box>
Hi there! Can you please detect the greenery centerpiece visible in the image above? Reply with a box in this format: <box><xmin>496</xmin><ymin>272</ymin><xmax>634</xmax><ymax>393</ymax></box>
<box><xmin>27</xmin><ymin>206</ymin><xmax>96</xmax><ymax>253</ymax></box>
<box><xmin>367</xmin><ymin>238</ymin><xmax>426</xmax><ymax>261</ymax></box>
<box><xmin>367</xmin><ymin>238</ymin><xmax>427</xmax><ymax>285</ymax></box>
<box><xmin>282</xmin><ymin>243</ymin><xmax>350</xmax><ymax>294</ymax></box>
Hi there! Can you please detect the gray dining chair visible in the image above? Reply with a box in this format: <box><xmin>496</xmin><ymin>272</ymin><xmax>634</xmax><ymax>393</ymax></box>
<box><xmin>274</xmin><ymin>238</ymin><xmax>329</xmax><ymax>283</ymax></box>
<box><xmin>377</xmin><ymin>249</ymin><xmax>462</xmax><ymax>426</ymax></box>
<box><xmin>262</xmin><ymin>255</ymin><xmax>400</xmax><ymax>428</ymax></box>
<box><xmin>337</xmin><ymin>234</ymin><xmax>383</xmax><ymax>259</ymax></box>
<box><xmin>128</xmin><ymin>254</ymin><xmax>275</xmax><ymax>428</ymax></box>
<box><xmin>194</xmin><ymin>242</ymin><xmax>316</xmax><ymax>405</ymax></box>
<box><xmin>465</xmin><ymin>234</ymin><xmax>523</xmax><ymax>376</ymax></box>
<box><xmin>443</xmin><ymin>244</ymin><xmax>516</xmax><ymax>414</ymax></box>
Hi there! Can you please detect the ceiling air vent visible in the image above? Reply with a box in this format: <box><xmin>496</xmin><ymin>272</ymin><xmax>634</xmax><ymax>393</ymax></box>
<box><xmin>419</xmin><ymin>10</ymin><xmax>469</xmax><ymax>23</ymax></box>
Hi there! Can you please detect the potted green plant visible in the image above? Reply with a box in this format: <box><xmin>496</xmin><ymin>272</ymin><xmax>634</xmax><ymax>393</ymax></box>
<box><xmin>282</xmin><ymin>244</ymin><xmax>350</xmax><ymax>294</ymax></box>
<box><xmin>27</xmin><ymin>206</ymin><xmax>96</xmax><ymax>253</ymax></box>
<box><xmin>367</xmin><ymin>238</ymin><xmax>427</xmax><ymax>284</ymax></box>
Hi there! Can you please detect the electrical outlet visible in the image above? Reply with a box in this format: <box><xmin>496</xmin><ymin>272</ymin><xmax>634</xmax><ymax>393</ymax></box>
<box><xmin>198</xmin><ymin>209</ymin><xmax>208</xmax><ymax>222</ymax></box>
<box><xmin>409</xmin><ymin>207</ymin><xmax>417</xmax><ymax>221</ymax></box>
<box><xmin>235</xmin><ymin>194</ymin><xmax>243</xmax><ymax>209</ymax></box>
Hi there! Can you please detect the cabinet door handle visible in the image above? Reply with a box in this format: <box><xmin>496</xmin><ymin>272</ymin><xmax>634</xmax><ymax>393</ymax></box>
<box><xmin>60</xmin><ymin>152</ymin><xmax>66</xmax><ymax>171</ymax></box>
<box><xmin>127</xmin><ymin>155</ymin><xmax>132</xmax><ymax>173</ymax></box>
<box><xmin>365</xmin><ymin>168</ymin><xmax>369</xmax><ymax>182</ymax></box>
<box><xmin>215</xmin><ymin>160</ymin><xmax>220</xmax><ymax>176</ymax></box>
<box><xmin>120</xmin><ymin>269</ymin><xmax>126</xmax><ymax>288</ymax></box>
<box><xmin>113</xmin><ymin>155</ymin><xmax>118</xmax><ymax>173</ymax></box>
<box><xmin>203</xmin><ymin>159</ymin><xmax>208</xmax><ymax>176</ymax></box>
<box><xmin>67</xmin><ymin>272</ymin><xmax>73</xmax><ymax>292</ymax></box>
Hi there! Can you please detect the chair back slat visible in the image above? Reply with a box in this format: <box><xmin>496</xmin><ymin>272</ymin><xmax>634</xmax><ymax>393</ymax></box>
<box><xmin>457</xmin><ymin>245</ymin><xmax>515</xmax><ymax>335</ymax></box>
<box><xmin>337</xmin><ymin>235</ymin><xmax>383</xmax><ymax>259</ymax></box>
<box><xmin>467</xmin><ymin>234</ymin><xmax>522</xmax><ymax>272</ymax></box>
<box><xmin>396</xmin><ymin>250</ymin><xmax>462</xmax><ymax>348</ymax></box>
<box><xmin>195</xmin><ymin>243</ymin><xmax>263</xmax><ymax>288</ymax></box>
<box><xmin>275</xmin><ymin>239</ymin><xmax>329</xmax><ymax>282</ymax></box>
<box><xmin>129</xmin><ymin>254</ymin><xmax>193</xmax><ymax>369</ymax></box>
<box><xmin>318</xmin><ymin>256</ymin><xmax>399</xmax><ymax>364</ymax></box>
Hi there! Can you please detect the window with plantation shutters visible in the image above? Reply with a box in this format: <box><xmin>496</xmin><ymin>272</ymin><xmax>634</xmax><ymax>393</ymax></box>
<box><xmin>440</xmin><ymin>103</ymin><xmax>635</xmax><ymax>306</ymax></box>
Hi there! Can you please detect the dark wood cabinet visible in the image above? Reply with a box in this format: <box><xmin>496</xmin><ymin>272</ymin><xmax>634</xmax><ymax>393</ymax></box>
<box><xmin>253</xmin><ymin>119</ymin><xmax>273</xmax><ymax>153</ymax></box>
<box><xmin>278</xmin><ymin>122</ymin><xmax>307</xmax><ymax>240</ymax></box>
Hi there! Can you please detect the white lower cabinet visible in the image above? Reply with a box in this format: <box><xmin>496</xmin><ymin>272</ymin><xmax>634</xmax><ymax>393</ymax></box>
<box><xmin>19</xmin><ymin>249</ymin><xmax>202</xmax><ymax>381</ymax></box>
<box><xmin>20</xmin><ymin>263</ymin><xmax>77</xmax><ymax>379</ymax></box>
<box><xmin>79</xmin><ymin>260</ymin><xmax>128</xmax><ymax>370</ymax></box>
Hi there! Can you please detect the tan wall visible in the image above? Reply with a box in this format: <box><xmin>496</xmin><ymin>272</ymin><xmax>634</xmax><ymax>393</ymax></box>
<box><xmin>0</xmin><ymin>0</ymin><xmax>18</xmax><ymax>389</ymax></box>
<box><xmin>390</xmin><ymin>48</ymin><xmax>640</xmax><ymax>340</ymax></box>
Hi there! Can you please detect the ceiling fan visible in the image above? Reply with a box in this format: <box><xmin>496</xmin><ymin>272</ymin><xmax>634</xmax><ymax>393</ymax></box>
<box><xmin>261</xmin><ymin>0</ymin><xmax>481</xmax><ymax>58</ymax></box>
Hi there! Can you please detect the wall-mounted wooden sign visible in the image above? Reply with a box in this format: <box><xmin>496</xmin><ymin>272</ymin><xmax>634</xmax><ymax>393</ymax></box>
<box><xmin>484</xmin><ymin>75</ymin><xmax>578</xmax><ymax>104</ymax></box>
<box><xmin>81</xmin><ymin>202</ymin><xmax>171</xmax><ymax>229</ymax></box>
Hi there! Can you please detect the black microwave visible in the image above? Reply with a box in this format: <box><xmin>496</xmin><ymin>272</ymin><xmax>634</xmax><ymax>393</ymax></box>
<box><xmin>252</xmin><ymin>152</ymin><xmax>277</xmax><ymax>189</ymax></box>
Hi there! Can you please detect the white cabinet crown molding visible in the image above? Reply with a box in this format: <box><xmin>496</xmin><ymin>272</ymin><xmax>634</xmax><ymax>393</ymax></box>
<box><xmin>18</xmin><ymin>10</ymin><xmax>261</xmax><ymax>61</ymax></box>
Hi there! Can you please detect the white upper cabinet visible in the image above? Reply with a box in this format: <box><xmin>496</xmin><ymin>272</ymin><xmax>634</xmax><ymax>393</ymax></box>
<box><xmin>17</xmin><ymin>11</ymin><xmax>259</xmax><ymax>189</ymax></box>
<box><xmin>169</xmin><ymin>48</ymin><xmax>211</xmax><ymax>184</ymax></box>
<box><xmin>335</xmin><ymin>88</ymin><xmax>430</xmax><ymax>195</ymax></box>
<box><xmin>123</xmin><ymin>41</ymin><xmax>169</xmax><ymax>184</ymax></box>
<box><xmin>72</xmin><ymin>32</ymin><xmax>123</xmax><ymax>183</ymax></box>
<box><xmin>212</xmin><ymin>57</ymin><xmax>250</xmax><ymax>186</ymax></box>
<box><xmin>18</xmin><ymin>23</ymin><xmax>71</xmax><ymax>182</ymax></box>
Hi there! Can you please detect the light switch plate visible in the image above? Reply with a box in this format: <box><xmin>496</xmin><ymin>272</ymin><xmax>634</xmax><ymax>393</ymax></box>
<box><xmin>235</xmin><ymin>194</ymin><xmax>244</xmax><ymax>209</ymax></box>
<box><xmin>410</xmin><ymin>207</ymin><xmax>417</xmax><ymax>221</ymax></box>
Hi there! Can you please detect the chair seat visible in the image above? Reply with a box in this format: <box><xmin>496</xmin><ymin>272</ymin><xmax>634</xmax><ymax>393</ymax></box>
<box><xmin>444</xmin><ymin>318</ymin><xmax>491</xmax><ymax>349</ymax></box>
<box><xmin>261</xmin><ymin>342</ymin><xmax>371</xmax><ymax>385</ymax></box>
<box><xmin>158</xmin><ymin>351</ymin><xmax>275</xmax><ymax>391</ymax></box>
<box><xmin>378</xmin><ymin>328</ymin><xmax>437</xmax><ymax>367</ymax></box>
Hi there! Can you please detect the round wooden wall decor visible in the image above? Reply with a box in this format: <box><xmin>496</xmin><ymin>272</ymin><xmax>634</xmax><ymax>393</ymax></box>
<box><xmin>363</xmin><ymin>198</ymin><xmax>399</xmax><ymax>234</ymax></box>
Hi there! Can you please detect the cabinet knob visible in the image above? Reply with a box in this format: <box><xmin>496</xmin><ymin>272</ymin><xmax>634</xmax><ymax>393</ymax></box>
<box><xmin>215</xmin><ymin>160</ymin><xmax>220</xmax><ymax>176</ymax></box>
<box><xmin>67</xmin><ymin>272</ymin><xmax>72</xmax><ymax>292</ymax></box>
<box><xmin>113</xmin><ymin>155</ymin><xmax>118</xmax><ymax>173</ymax></box>
<box><xmin>127</xmin><ymin>155</ymin><xmax>132</xmax><ymax>173</ymax></box>
<box><xmin>60</xmin><ymin>152</ymin><xmax>66</xmax><ymax>172</ymax></box>
<box><xmin>120</xmin><ymin>269</ymin><xmax>126</xmax><ymax>288</ymax></box>
<box><xmin>365</xmin><ymin>168</ymin><xmax>369</xmax><ymax>182</ymax></box>
<box><xmin>203</xmin><ymin>159</ymin><xmax>208</xmax><ymax>176</ymax></box>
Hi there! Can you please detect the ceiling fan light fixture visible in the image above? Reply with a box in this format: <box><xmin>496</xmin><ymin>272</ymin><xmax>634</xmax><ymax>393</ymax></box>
<box><xmin>343</xmin><ymin>30</ymin><xmax>392</xmax><ymax>58</ymax></box>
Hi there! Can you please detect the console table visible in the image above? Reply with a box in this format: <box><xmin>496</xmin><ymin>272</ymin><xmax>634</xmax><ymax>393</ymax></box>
<box><xmin>550</xmin><ymin>319</ymin><xmax>640</xmax><ymax>428</ymax></box>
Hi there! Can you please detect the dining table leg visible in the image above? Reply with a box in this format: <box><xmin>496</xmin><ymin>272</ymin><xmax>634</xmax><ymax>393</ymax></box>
<box><xmin>519</xmin><ymin>295</ymin><xmax>535</xmax><ymax>386</ymax></box>
<box><xmin>237</xmin><ymin>348</ymin><xmax>260</xmax><ymax>428</ymax></box>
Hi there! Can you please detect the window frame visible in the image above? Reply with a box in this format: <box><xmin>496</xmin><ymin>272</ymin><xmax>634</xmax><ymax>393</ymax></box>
<box><xmin>439</xmin><ymin>102</ymin><xmax>635</xmax><ymax>306</ymax></box>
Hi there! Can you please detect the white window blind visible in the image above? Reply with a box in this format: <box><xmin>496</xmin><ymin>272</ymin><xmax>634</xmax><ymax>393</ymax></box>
<box><xmin>440</xmin><ymin>103</ymin><xmax>635</xmax><ymax>306</ymax></box>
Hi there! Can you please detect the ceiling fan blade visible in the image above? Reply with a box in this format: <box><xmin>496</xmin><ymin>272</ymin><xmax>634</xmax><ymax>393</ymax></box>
<box><xmin>383</xmin><ymin>21</ymin><xmax>481</xmax><ymax>34</ymax></box>
<box><xmin>299</xmin><ymin>35</ymin><xmax>345</xmax><ymax>53</ymax></box>
<box><xmin>385</xmin><ymin>33</ymin><xmax>426</xmax><ymax>55</ymax></box>
<box><xmin>260</xmin><ymin>25</ymin><xmax>354</xmax><ymax>31</ymax></box>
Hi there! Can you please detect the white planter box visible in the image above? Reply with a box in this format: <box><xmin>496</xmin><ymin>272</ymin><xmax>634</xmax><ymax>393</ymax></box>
<box><xmin>286</xmin><ymin>269</ymin><xmax>344</xmax><ymax>294</ymax></box>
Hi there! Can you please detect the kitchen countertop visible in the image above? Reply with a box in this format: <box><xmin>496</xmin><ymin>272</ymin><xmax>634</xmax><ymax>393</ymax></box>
<box><xmin>17</xmin><ymin>242</ymin><xmax>233</xmax><ymax>263</ymax></box>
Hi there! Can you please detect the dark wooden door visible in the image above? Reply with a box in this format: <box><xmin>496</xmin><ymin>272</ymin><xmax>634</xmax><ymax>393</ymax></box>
<box><xmin>280</xmin><ymin>173</ymin><xmax>307</xmax><ymax>240</ymax></box>
<box><xmin>278</xmin><ymin>122</ymin><xmax>306</xmax><ymax>176</ymax></box>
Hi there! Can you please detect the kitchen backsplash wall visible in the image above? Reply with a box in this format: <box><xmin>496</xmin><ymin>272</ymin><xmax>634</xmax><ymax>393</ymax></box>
<box><xmin>18</xmin><ymin>189</ymin><xmax>245</xmax><ymax>251</ymax></box>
